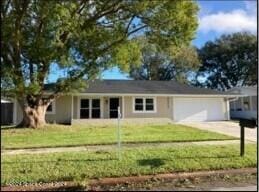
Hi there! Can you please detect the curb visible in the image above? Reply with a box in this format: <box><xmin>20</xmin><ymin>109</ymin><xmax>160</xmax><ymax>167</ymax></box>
<box><xmin>1</xmin><ymin>168</ymin><xmax>256</xmax><ymax>191</ymax></box>
<box><xmin>88</xmin><ymin>168</ymin><xmax>257</xmax><ymax>186</ymax></box>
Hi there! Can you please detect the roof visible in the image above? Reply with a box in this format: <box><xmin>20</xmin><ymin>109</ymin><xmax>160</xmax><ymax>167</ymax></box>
<box><xmin>45</xmin><ymin>80</ymin><xmax>238</xmax><ymax>95</ymax></box>
<box><xmin>226</xmin><ymin>85</ymin><xmax>257</xmax><ymax>96</ymax></box>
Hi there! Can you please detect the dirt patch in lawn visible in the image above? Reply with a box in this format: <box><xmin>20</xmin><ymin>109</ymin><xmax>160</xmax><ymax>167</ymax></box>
<box><xmin>98</xmin><ymin>172</ymin><xmax>257</xmax><ymax>191</ymax></box>
<box><xmin>1</xmin><ymin>168</ymin><xmax>256</xmax><ymax>191</ymax></box>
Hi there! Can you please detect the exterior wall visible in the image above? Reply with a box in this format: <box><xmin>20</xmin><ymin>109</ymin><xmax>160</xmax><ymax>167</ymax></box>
<box><xmin>73</xmin><ymin>96</ymin><xmax>78</xmax><ymax>119</ymax></box>
<box><xmin>72</xmin><ymin>118</ymin><xmax>173</xmax><ymax>126</ymax></box>
<box><xmin>15</xmin><ymin>100</ymin><xmax>23</xmax><ymax>125</ymax></box>
<box><xmin>124</xmin><ymin>96</ymin><xmax>171</xmax><ymax>118</ymax></box>
<box><xmin>46</xmin><ymin>95</ymin><xmax>72</xmax><ymax>124</ymax></box>
<box><xmin>103</xmin><ymin>97</ymin><xmax>109</xmax><ymax>118</ymax></box>
<box><xmin>223</xmin><ymin>98</ymin><xmax>229</xmax><ymax>120</ymax></box>
<box><xmin>15</xmin><ymin>95</ymin><xmax>72</xmax><ymax>125</ymax></box>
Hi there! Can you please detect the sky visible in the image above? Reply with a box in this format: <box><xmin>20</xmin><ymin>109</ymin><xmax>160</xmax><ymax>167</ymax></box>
<box><xmin>49</xmin><ymin>0</ymin><xmax>257</xmax><ymax>82</ymax></box>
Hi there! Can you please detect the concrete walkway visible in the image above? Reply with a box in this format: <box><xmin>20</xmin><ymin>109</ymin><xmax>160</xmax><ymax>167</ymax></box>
<box><xmin>1</xmin><ymin>140</ymin><xmax>250</xmax><ymax>155</ymax></box>
<box><xmin>179</xmin><ymin>121</ymin><xmax>257</xmax><ymax>142</ymax></box>
<box><xmin>210</xmin><ymin>185</ymin><xmax>257</xmax><ymax>191</ymax></box>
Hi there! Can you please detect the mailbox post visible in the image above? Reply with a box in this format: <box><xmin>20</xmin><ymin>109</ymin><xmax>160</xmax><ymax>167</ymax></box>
<box><xmin>240</xmin><ymin>125</ymin><xmax>245</xmax><ymax>156</ymax></box>
<box><xmin>239</xmin><ymin>118</ymin><xmax>257</xmax><ymax>157</ymax></box>
<box><xmin>117</xmin><ymin>106</ymin><xmax>122</xmax><ymax>160</ymax></box>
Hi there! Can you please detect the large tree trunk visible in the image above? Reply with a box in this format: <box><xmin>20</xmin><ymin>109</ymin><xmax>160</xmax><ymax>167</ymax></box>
<box><xmin>18</xmin><ymin>105</ymin><xmax>47</xmax><ymax>128</ymax></box>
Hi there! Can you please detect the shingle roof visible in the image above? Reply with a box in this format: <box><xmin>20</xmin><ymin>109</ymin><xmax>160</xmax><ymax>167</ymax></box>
<box><xmin>45</xmin><ymin>80</ymin><xmax>237</xmax><ymax>95</ymax></box>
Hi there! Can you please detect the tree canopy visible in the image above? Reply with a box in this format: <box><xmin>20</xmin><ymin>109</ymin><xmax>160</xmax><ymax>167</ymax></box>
<box><xmin>195</xmin><ymin>32</ymin><xmax>257</xmax><ymax>91</ymax></box>
<box><xmin>129</xmin><ymin>38</ymin><xmax>200</xmax><ymax>83</ymax></box>
<box><xmin>1</xmin><ymin>0</ymin><xmax>199</xmax><ymax>127</ymax></box>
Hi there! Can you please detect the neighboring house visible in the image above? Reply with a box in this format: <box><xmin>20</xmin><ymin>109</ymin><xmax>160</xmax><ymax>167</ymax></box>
<box><xmin>227</xmin><ymin>86</ymin><xmax>257</xmax><ymax>119</ymax></box>
<box><xmin>1</xmin><ymin>98</ymin><xmax>14</xmax><ymax>125</ymax></box>
<box><xmin>12</xmin><ymin>80</ymin><xmax>240</xmax><ymax>125</ymax></box>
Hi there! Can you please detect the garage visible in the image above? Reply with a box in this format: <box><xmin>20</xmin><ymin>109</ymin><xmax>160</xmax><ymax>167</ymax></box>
<box><xmin>173</xmin><ymin>97</ymin><xmax>226</xmax><ymax>121</ymax></box>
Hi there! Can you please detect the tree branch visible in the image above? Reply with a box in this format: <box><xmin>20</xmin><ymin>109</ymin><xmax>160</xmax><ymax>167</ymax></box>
<box><xmin>125</xmin><ymin>15</ymin><xmax>135</xmax><ymax>34</ymax></box>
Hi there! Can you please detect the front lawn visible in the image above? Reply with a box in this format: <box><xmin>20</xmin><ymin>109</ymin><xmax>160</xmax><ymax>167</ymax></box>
<box><xmin>1</xmin><ymin>124</ymin><xmax>236</xmax><ymax>149</ymax></box>
<box><xmin>1</xmin><ymin>144</ymin><xmax>256</xmax><ymax>185</ymax></box>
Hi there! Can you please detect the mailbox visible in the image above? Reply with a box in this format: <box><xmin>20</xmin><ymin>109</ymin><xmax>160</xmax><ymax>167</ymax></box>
<box><xmin>239</xmin><ymin>118</ymin><xmax>257</xmax><ymax>129</ymax></box>
<box><xmin>239</xmin><ymin>118</ymin><xmax>257</xmax><ymax>157</ymax></box>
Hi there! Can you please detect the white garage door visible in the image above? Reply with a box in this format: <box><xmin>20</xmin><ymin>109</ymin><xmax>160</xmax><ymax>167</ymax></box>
<box><xmin>173</xmin><ymin>98</ymin><xmax>226</xmax><ymax>121</ymax></box>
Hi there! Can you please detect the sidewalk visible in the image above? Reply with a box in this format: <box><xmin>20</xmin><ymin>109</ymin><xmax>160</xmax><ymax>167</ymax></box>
<box><xmin>1</xmin><ymin>139</ymin><xmax>250</xmax><ymax>155</ymax></box>
<box><xmin>179</xmin><ymin>121</ymin><xmax>257</xmax><ymax>142</ymax></box>
<box><xmin>210</xmin><ymin>185</ymin><xmax>257</xmax><ymax>191</ymax></box>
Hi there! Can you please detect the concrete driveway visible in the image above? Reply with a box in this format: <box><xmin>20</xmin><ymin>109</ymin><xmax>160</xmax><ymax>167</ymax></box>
<box><xmin>179</xmin><ymin>121</ymin><xmax>257</xmax><ymax>142</ymax></box>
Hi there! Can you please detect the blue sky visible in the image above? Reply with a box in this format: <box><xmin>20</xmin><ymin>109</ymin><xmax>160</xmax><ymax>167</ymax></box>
<box><xmin>48</xmin><ymin>0</ymin><xmax>257</xmax><ymax>81</ymax></box>
<box><xmin>102</xmin><ymin>0</ymin><xmax>257</xmax><ymax>80</ymax></box>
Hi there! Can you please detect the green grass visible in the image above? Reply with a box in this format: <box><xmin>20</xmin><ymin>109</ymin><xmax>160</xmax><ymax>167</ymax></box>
<box><xmin>1</xmin><ymin>124</ymin><xmax>236</xmax><ymax>149</ymax></box>
<box><xmin>1</xmin><ymin>144</ymin><xmax>256</xmax><ymax>185</ymax></box>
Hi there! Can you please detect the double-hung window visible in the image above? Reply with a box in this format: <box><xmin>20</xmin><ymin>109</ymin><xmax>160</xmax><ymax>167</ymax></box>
<box><xmin>135</xmin><ymin>98</ymin><xmax>144</xmax><ymax>111</ymax></box>
<box><xmin>134</xmin><ymin>97</ymin><xmax>155</xmax><ymax>112</ymax></box>
<box><xmin>91</xmin><ymin>99</ymin><xmax>100</xmax><ymax>118</ymax></box>
<box><xmin>80</xmin><ymin>98</ymin><xmax>101</xmax><ymax>119</ymax></box>
<box><xmin>145</xmin><ymin>98</ymin><xmax>154</xmax><ymax>111</ymax></box>
<box><xmin>80</xmin><ymin>99</ymin><xmax>90</xmax><ymax>118</ymax></box>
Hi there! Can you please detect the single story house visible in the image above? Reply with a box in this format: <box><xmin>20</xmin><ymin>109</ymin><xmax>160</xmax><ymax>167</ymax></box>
<box><xmin>12</xmin><ymin>80</ymin><xmax>240</xmax><ymax>125</ymax></box>
<box><xmin>227</xmin><ymin>86</ymin><xmax>257</xmax><ymax>119</ymax></box>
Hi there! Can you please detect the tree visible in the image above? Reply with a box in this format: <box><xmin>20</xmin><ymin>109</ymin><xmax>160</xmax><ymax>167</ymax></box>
<box><xmin>195</xmin><ymin>32</ymin><xmax>257</xmax><ymax>91</ymax></box>
<box><xmin>129</xmin><ymin>39</ymin><xmax>200</xmax><ymax>83</ymax></box>
<box><xmin>1</xmin><ymin>0</ymin><xmax>198</xmax><ymax>128</ymax></box>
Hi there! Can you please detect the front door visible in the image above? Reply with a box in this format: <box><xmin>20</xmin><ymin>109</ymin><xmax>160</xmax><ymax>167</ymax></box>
<box><xmin>109</xmin><ymin>98</ymin><xmax>119</xmax><ymax>118</ymax></box>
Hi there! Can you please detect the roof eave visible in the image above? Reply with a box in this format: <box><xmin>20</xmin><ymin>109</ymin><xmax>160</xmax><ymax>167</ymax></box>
<box><xmin>42</xmin><ymin>92</ymin><xmax>241</xmax><ymax>97</ymax></box>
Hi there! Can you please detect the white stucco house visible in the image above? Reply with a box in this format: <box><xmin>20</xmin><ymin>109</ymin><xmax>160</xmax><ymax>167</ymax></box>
<box><xmin>10</xmin><ymin>80</ymin><xmax>241</xmax><ymax>125</ymax></box>
<box><xmin>227</xmin><ymin>86</ymin><xmax>257</xmax><ymax>119</ymax></box>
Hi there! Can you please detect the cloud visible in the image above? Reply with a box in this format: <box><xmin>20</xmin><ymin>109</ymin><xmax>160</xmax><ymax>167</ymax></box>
<box><xmin>198</xmin><ymin>2</ymin><xmax>257</xmax><ymax>34</ymax></box>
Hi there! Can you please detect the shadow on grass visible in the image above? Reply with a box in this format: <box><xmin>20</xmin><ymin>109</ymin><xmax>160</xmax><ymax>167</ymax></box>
<box><xmin>137</xmin><ymin>155</ymin><xmax>240</xmax><ymax>169</ymax></box>
<box><xmin>138</xmin><ymin>158</ymin><xmax>165</xmax><ymax>168</ymax></box>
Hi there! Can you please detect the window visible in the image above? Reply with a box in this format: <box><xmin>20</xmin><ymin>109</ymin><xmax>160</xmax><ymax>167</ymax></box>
<box><xmin>135</xmin><ymin>98</ymin><xmax>144</xmax><ymax>111</ymax></box>
<box><xmin>145</xmin><ymin>98</ymin><xmax>154</xmax><ymax>111</ymax></box>
<box><xmin>46</xmin><ymin>100</ymin><xmax>56</xmax><ymax>114</ymax></box>
<box><xmin>133</xmin><ymin>97</ymin><xmax>155</xmax><ymax>113</ymax></box>
<box><xmin>80</xmin><ymin>99</ymin><xmax>89</xmax><ymax>118</ymax></box>
<box><xmin>47</xmin><ymin>104</ymin><xmax>52</xmax><ymax>112</ymax></box>
<box><xmin>79</xmin><ymin>98</ymin><xmax>101</xmax><ymax>119</ymax></box>
<box><xmin>91</xmin><ymin>99</ymin><xmax>100</xmax><ymax>118</ymax></box>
